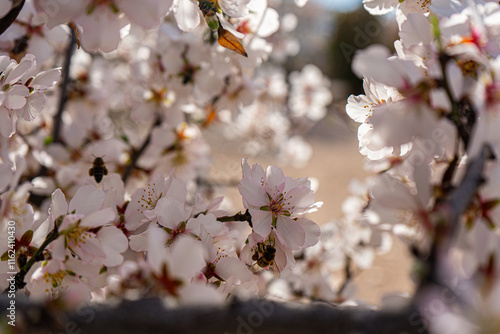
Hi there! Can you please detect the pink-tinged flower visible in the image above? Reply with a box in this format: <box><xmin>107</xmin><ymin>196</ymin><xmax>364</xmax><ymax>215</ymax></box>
<box><xmin>238</xmin><ymin>159</ymin><xmax>321</xmax><ymax>250</ymax></box>
<box><xmin>0</xmin><ymin>2</ymin><xmax>68</xmax><ymax>67</ymax></box>
<box><xmin>47</xmin><ymin>187</ymin><xmax>127</xmax><ymax>267</ymax></box>
<box><xmin>369</xmin><ymin>166</ymin><xmax>433</xmax><ymax>247</ymax></box>
<box><xmin>129</xmin><ymin>197</ymin><xmax>225</xmax><ymax>253</ymax></box>
<box><xmin>0</xmin><ymin>54</ymin><xmax>60</xmax><ymax>137</ymax></box>
<box><xmin>0</xmin><ymin>158</ymin><xmax>34</xmax><ymax>239</ymax></box>
<box><xmin>137</xmin><ymin>123</ymin><xmax>211</xmax><ymax>183</ymax></box>
<box><xmin>33</xmin><ymin>0</ymin><xmax>173</xmax><ymax>52</ymax></box>
<box><xmin>22</xmin><ymin>66</ymin><xmax>61</xmax><ymax>121</ymax></box>
<box><xmin>352</xmin><ymin>45</ymin><xmax>424</xmax><ymax>90</ymax></box>
<box><xmin>28</xmin><ymin>258</ymin><xmax>93</xmax><ymax>306</ymax></box>
<box><xmin>125</xmin><ymin>172</ymin><xmax>187</xmax><ymax>231</ymax></box>
<box><xmin>0</xmin><ymin>55</ymin><xmax>31</xmax><ymax>137</ymax></box>
<box><xmin>146</xmin><ymin>228</ymin><xmax>224</xmax><ymax>304</ymax></box>
<box><xmin>288</xmin><ymin>64</ymin><xmax>332</xmax><ymax>122</ymax></box>
<box><xmin>185</xmin><ymin>213</ymin><xmax>226</xmax><ymax>238</ymax></box>
<box><xmin>200</xmin><ymin>227</ymin><xmax>255</xmax><ymax>295</ymax></box>
<box><xmin>235</xmin><ymin>0</ymin><xmax>279</xmax><ymax>38</ymax></box>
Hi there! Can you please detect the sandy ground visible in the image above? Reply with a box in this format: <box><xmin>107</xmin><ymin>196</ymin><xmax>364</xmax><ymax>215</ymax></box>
<box><xmin>206</xmin><ymin>117</ymin><xmax>415</xmax><ymax>305</ymax></box>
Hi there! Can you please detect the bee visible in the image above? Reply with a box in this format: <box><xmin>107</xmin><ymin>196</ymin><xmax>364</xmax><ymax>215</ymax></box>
<box><xmin>251</xmin><ymin>240</ymin><xmax>280</xmax><ymax>278</ymax></box>
<box><xmin>89</xmin><ymin>156</ymin><xmax>108</xmax><ymax>183</ymax></box>
<box><xmin>12</xmin><ymin>35</ymin><xmax>29</xmax><ymax>56</ymax></box>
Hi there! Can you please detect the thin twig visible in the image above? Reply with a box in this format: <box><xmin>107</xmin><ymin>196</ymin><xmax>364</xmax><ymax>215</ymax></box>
<box><xmin>52</xmin><ymin>27</ymin><xmax>77</xmax><ymax>144</ymax></box>
<box><xmin>337</xmin><ymin>256</ymin><xmax>352</xmax><ymax>298</ymax></box>
<box><xmin>121</xmin><ymin>115</ymin><xmax>162</xmax><ymax>183</ymax></box>
<box><xmin>216</xmin><ymin>209</ymin><xmax>252</xmax><ymax>226</ymax></box>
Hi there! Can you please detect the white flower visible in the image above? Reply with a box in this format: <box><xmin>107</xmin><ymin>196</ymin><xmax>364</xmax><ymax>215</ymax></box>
<box><xmin>346</xmin><ymin>79</ymin><xmax>401</xmax><ymax>160</ymax></box>
<box><xmin>125</xmin><ymin>172</ymin><xmax>187</xmax><ymax>231</ymax></box>
<box><xmin>0</xmin><ymin>54</ymin><xmax>59</xmax><ymax>137</ymax></box>
<box><xmin>200</xmin><ymin>227</ymin><xmax>255</xmax><ymax>295</ymax></box>
<box><xmin>238</xmin><ymin>159</ymin><xmax>321</xmax><ymax>250</ymax></box>
<box><xmin>146</xmin><ymin>228</ymin><xmax>224</xmax><ymax>304</ymax></box>
<box><xmin>33</xmin><ymin>0</ymin><xmax>172</xmax><ymax>52</ymax></box>
<box><xmin>288</xmin><ymin>64</ymin><xmax>332</xmax><ymax>122</ymax></box>
<box><xmin>28</xmin><ymin>258</ymin><xmax>94</xmax><ymax>306</ymax></box>
<box><xmin>48</xmin><ymin>187</ymin><xmax>128</xmax><ymax>267</ymax></box>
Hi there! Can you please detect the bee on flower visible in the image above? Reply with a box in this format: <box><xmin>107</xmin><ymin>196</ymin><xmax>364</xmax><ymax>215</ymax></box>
<box><xmin>238</xmin><ymin>159</ymin><xmax>321</xmax><ymax>274</ymax></box>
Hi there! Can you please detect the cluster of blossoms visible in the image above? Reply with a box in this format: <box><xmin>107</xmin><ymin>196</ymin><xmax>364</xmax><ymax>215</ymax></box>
<box><xmin>345</xmin><ymin>0</ymin><xmax>500</xmax><ymax>331</ymax></box>
<box><xmin>4</xmin><ymin>0</ymin><xmax>500</xmax><ymax>332</ymax></box>
<box><xmin>0</xmin><ymin>54</ymin><xmax>59</xmax><ymax>137</ymax></box>
<box><xmin>0</xmin><ymin>0</ymin><xmax>338</xmax><ymax>310</ymax></box>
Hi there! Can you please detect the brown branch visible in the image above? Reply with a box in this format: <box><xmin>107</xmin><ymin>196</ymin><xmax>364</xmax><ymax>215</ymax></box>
<box><xmin>26</xmin><ymin>29</ymin><xmax>77</xmax><ymax>207</ymax></box>
<box><xmin>52</xmin><ymin>27</ymin><xmax>77</xmax><ymax>144</ymax></box>
<box><xmin>418</xmin><ymin>143</ymin><xmax>495</xmax><ymax>289</ymax></box>
<box><xmin>0</xmin><ymin>0</ymin><xmax>25</xmax><ymax>36</ymax></box>
<box><xmin>216</xmin><ymin>209</ymin><xmax>252</xmax><ymax>225</ymax></box>
<box><xmin>0</xmin><ymin>296</ymin><xmax>429</xmax><ymax>334</ymax></box>
<box><xmin>121</xmin><ymin>115</ymin><xmax>163</xmax><ymax>183</ymax></box>
<box><xmin>337</xmin><ymin>256</ymin><xmax>352</xmax><ymax>298</ymax></box>
<box><xmin>436</xmin><ymin>143</ymin><xmax>494</xmax><ymax>235</ymax></box>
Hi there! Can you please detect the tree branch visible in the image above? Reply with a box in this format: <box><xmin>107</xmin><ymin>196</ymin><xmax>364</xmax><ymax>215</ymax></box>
<box><xmin>436</xmin><ymin>143</ymin><xmax>494</xmax><ymax>234</ymax></box>
<box><xmin>52</xmin><ymin>27</ymin><xmax>77</xmax><ymax>144</ymax></box>
<box><xmin>0</xmin><ymin>0</ymin><xmax>25</xmax><ymax>36</ymax></box>
<box><xmin>217</xmin><ymin>209</ymin><xmax>252</xmax><ymax>225</ymax></box>
<box><xmin>121</xmin><ymin>115</ymin><xmax>163</xmax><ymax>183</ymax></box>
<box><xmin>0</xmin><ymin>296</ymin><xmax>429</xmax><ymax>334</ymax></box>
<box><xmin>418</xmin><ymin>143</ymin><xmax>495</xmax><ymax>288</ymax></box>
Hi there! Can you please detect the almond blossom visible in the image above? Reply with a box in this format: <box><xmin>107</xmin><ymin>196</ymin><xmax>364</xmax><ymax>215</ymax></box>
<box><xmin>0</xmin><ymin>54</ymin><xmax>60</xmax><ymax>137</ymax></box>
<box><xmin>0</xmin><ymin>1</ymin><xmax>68</xmax><ymax>66</ymax></box>
<box><xmin>46</xmin><ymin>186</ymin><xmax>128</xmax><ymax>267</ymax></box>
<box><xmin>288</xmin><ymin>64</ymin><xmax>332</xmax><ymax>122</ymax></box>
<box><xmin>238</xmin><ymin>159</ymin><xmax>321</xmax><ymax>250</ymax></box>
<box><xmin>200</xmin><ymin>227</ymin><xmax>256</xmax><ymax>295</ymax></box>
<box><xmin>146</xmin><ymin>228</ymin><xmax>224</xmax><ymax>304</ymax></box>
<box><xmin>8</xmin><ymin>0</ymin><xmax>500</xmax><ymax>327</ymax></box>
<box><xmin>33</xmin><ymin>0</ymin><xmax>172</xmax><ymax>52</ymax></box>
<box><xmin>346</xmin><ymin>79</ymin><xmax>402</xmax><ymax>160</ymax></box>
<box><xmin>27</xmin><ymin>258</ymin><xmax>94</xmax><ymax>305</ymax></box>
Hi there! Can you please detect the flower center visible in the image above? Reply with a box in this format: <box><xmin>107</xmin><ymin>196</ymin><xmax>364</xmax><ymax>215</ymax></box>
<box><xmin>65</xmin><ymin>225</ymin><xmax>92</xmax><ymax>250</ymax></box>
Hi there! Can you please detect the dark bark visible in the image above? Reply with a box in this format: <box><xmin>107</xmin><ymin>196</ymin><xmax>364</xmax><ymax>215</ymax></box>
<box><xmin>0</xmin><ymin>295</ymin><xmax>429</xmax><ymax>334</ymax></box>
<box><xmin>0</xmin><ymin>0</ymin><xmax>25</xmax><ymax>36</ymax></box>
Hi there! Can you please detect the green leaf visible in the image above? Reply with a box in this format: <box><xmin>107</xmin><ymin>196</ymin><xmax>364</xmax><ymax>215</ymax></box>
<box><xmin>44</xmin><ymin>136</ymin><xmax>53</xmax><ymax>146</ymax></box>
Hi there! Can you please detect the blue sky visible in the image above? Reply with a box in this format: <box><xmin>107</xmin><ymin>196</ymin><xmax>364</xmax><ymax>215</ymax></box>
<box><xmin>311</xmin><ymin>0</ymin><xmax>363</xmax><ymax>12</ymax></box>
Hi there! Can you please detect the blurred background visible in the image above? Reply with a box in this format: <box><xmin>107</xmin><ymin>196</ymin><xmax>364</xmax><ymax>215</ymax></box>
<box><xmin>209</xmin><ymin>0</ymin><xmax>413</xmax><ymax>304</ymax></box>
